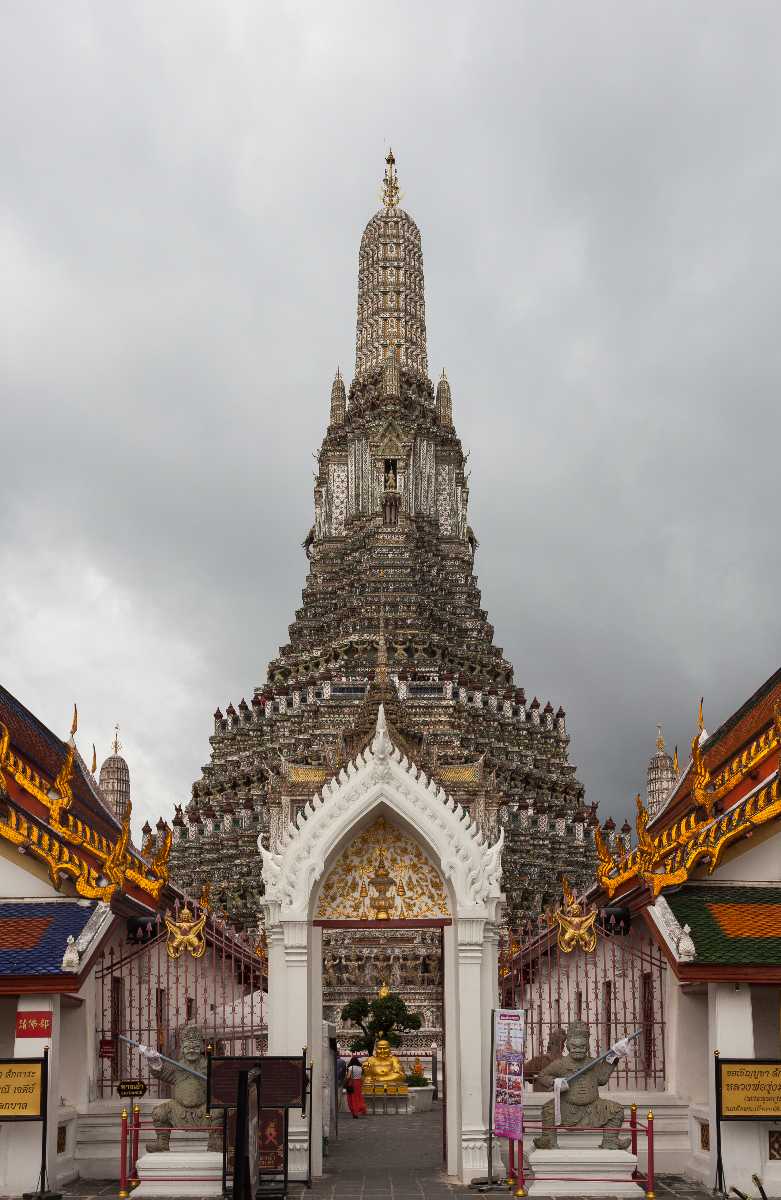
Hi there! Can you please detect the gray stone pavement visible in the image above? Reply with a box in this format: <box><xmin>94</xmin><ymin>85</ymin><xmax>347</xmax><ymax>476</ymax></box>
<box><xmin>47</xmin><ymin>1105</ymin><xmax>719</xmax><ymax>1200</ymax></box>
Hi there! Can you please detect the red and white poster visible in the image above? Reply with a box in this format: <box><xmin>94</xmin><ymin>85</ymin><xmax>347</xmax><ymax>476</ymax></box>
<box><xmin>15</xmin><ymin>1011</ymin><xmax>53</xmax><ymax>1039</ymax></box>
<box><xmin>492</xmin><ymin>1008</ymin><xmax>524</xmax><ymax>1140</ymax></box>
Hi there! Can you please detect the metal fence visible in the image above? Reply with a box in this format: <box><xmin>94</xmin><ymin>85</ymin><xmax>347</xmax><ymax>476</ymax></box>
<box><xmin>500</xmin><ymin>914</ymin><xmax>667</xmax><ymax>1091</ymax></box>
<box><xmin>96</xmin><ymin>902</ymin><xmax>266</xmax><ymax>1098</ymax></box>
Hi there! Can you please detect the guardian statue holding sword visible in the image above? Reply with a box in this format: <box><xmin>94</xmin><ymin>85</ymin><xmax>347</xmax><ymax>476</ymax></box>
<box><xmin>121</xmin><ymin>1023</ymin><xmax>222</xmax><ymax>1152</ymax></box>
<box><xmin>533</xmin><ymin>1020</ymin><xmax>641</xmax><ymax>1150</ymax></box>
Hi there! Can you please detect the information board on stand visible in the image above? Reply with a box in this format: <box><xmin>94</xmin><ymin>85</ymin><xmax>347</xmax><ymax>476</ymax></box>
<box><xmin>715</xmin><ymin>1055</ymin><xmax>781</xmax><ymax>1192</ymax></box>
<box><xmin>492</xmin><ymin>1009</ymin><xmax>525</xmax><ymax>1140</ymax></box>
<box><xmin>0</xmin><ymin>1049</ymin><xmax>59</xmax><ymax>1199</ymax></box>
<box><xmin>208</xmin><ymin>1053</ymin><xmax>306</xmax><ymax>1199</ymax></box>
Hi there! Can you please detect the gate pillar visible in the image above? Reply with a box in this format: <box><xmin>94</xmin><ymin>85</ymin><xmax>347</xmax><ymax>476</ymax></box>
<box><xmin>266</xmin><ymin>917</ymin><xmax>313</xmax><ymax>1180</ymax></box>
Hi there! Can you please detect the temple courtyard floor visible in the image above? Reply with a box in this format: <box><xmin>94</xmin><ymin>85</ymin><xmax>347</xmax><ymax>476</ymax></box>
<box><xmin>52</xmin><ymin>1106</ymin><xmax>718</xmax><ymax>1200</ymax></box>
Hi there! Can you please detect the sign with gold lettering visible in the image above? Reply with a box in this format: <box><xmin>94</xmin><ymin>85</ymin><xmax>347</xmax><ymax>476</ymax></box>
<box><xmin>717</xmin><ymin>1058</ymin><xmax>781</xmax><ymax>1121</ymax></box>
<box><xmin>15</xmin><ymin>1012</ymin><xmax>52</xmax><ymax>1039</ymax></box>
<box><xmin>0</xmin><ymin>1059</ymin><xmax>43</xmax><ymax>1120</ymax></box>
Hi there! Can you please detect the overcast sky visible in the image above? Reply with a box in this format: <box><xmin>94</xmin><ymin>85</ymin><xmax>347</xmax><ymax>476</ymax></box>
<box><xmin>3</xmin><ymin>1</ymin><xmax>780</xmax><ymax>834</ymax></box>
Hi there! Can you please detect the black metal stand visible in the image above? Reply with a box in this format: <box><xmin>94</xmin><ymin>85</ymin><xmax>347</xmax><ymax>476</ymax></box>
<box><xmin>305</xmin><ymin>1065</ymin><xmax>313</xmax><ymax>1189</ymax></box>
<box><xmin>714</xmin><ymin>1051</ymin><xmax>725</xmax><ymax>1195</ymax></box>
<box><xmin>470</xmin><ymin>1009</ymin><xmax>506</xmax><ymax>1193</ymax></box>
<box><xmin>487</xmin><ymin>1009</ymin><xmax>495</xmax><ymax>1187</ymax></box>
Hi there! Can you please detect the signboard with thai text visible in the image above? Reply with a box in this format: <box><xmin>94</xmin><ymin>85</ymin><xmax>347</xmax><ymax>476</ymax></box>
<box><xmin>0</xmin><ymin>1059</ymin><xmax>44</xmax><ymax>1120</ymax></box>
<box><xmin>492</xmin><ymin>1009</ymin><xmax>525</xmax><ymax>1140</ymax></box>
<box><xmin>15</xmin><ymin>1012</ymin><xmax>52</xmax><ymax>1039</ymax></box>
<box><xmin>717</xmin><ymin>1058</ymin><xmax>781</xmax><ymax>1121</ymax></box>
<box><xmin>118</xmin><ymin>1079</ymin><xmax>147</xmax><ymax>1098</ymax></box>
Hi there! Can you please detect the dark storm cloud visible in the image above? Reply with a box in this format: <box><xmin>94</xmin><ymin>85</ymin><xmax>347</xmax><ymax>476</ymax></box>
<box><xmin>2</xmin><ymin>0</ymin><xmax>780</xmax><ymax>829</ymax></box>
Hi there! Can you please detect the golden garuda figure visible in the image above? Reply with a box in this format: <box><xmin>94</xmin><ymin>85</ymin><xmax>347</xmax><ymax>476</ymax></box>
<box><xmin>165</xmin><ymin>902</ymin><xmax>208</xmax><ymax>960</ymax></box>
<box><xmin>552</xmin><ymin>877</ymin><xmax>597</xmax><ymax>954</ymax></box>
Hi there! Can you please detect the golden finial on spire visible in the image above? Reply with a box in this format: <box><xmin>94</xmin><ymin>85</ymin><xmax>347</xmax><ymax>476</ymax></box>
<box><xmin>70</xmin><ymin>704</ymin><xmax>78</xmax><ymax>739</ymax></box>
<box><xmin>698</xmin><ymin>697</ymin><xmax>704</xmax><ymax>733</ymax></box>
<box><xmin>112</xmin><ymin>724</ymin><xmax>122</xmax><ymax>755</ymax></box>
<box><xmin>656</xmin><ymin>724</ymin><xmax>665</xmax><ymax>753</ymax></box>
<box><xmin>382</xmin><ymin>148</ymin><xmax>401</xmax><ymax>208</ymax></box>
<box><xmin>91</xmin><ymin>744</ymin><xmax>97</xmax><ymax>774</ymax></box>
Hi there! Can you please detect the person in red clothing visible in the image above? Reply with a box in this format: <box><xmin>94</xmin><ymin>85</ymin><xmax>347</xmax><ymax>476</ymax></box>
<box><xmin>344</xmin><ymin>1054</ymin><xmax>367</xmax><ymax>1118</ymax></box>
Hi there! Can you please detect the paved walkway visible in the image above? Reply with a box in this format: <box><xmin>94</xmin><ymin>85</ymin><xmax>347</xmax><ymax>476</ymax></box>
<box><xmin>51</xmin><ymin>1105</ymin><xmax>719</xmax><ymax>1200</ymax></box>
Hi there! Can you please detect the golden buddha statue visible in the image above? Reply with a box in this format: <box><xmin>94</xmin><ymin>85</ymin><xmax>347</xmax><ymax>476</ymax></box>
<box><xmin>362</xmin><ymin>1033</ymin><xmax>406</xmax><ymax>1091</ymax></box>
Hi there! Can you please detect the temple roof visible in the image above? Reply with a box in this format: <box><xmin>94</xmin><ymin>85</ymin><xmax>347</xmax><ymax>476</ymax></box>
<box><xmin>665</xmin><ymin>884</ymin><xmax>781</xmax><ymax>966</ymax></box>
<box><xmin>0</xmin><ymin>683</ymin><xmax>120</xmax><ymax>832</ymax></box>
<box><xmin>0</xmin><ymin>898</ymin><xmax>100</xmax><ymax>977</ymax></box>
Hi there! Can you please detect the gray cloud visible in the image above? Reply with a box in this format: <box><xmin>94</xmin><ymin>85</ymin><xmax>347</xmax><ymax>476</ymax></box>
<box><xmin>2</xmin><ymin>0</ymin><xmax>780</xmax><ymax>831</ymax></box>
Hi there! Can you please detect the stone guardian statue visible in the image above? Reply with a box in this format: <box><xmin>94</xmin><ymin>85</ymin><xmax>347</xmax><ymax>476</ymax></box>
<box><xmin>533</xmin><ymin>1020</ymin><xmax>632</xmax><ymax>1149</ymax></box>
<box><xmin>139</xmin><ymin>1023</ymin><xmax>222</xmax><ymax>1152</ymax></box>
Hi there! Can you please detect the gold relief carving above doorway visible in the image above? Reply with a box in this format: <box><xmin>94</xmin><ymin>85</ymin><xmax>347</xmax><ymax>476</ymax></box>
<box><xmin>315</xmin><ymin>815</ymin><xmax>450</xmax><ymax>920</ymax></box>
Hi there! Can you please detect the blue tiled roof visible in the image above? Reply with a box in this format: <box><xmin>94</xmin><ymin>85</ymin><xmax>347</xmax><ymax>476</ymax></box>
<box><xmin>0</xmin><ymin>900</ymin><xmax>97</xmax><ymax>976</ymax></box>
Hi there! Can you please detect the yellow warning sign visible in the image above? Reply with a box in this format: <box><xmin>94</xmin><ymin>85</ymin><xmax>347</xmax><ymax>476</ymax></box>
<box><xmin>0</xmin><ymin>1060</ymin><xmax>43</xmax><ymax>1119</ymax></box>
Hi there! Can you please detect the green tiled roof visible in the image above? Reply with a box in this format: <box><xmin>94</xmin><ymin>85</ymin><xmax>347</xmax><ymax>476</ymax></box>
<box><xmin>666</xmin><ymin>885</ymin><xmax>781</xmax><ymax>965</ymax></box>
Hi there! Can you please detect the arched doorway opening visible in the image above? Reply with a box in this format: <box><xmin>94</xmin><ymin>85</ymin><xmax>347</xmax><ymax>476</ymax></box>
<box><xmin>260</xmin><ymin>707</ymin><xmax>504</xmax><ymax>1184</ymax></box>
<box><xmin>317</xmin><ymin>814</ymin><xmax>450</xmax><ymax>1172</ymax></box>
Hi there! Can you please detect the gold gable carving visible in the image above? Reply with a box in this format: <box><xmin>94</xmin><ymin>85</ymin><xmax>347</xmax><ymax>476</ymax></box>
<box><xmin>316</xmin><ymin>815</ymin><xmax>449</xmax><ymax>920</ymax></box>
<box><xmin>0</xmin><ymin>721</ymin><xmax>170</xmax><ymax>902</ymax></box>
<box><xmin>288</xmin><ymin>765</ymin><xmax>329</xmax><ymax>785</ymax></box>
<box><xmin>438</xmin><ymin>762</ymin><xmax>480</xmax><ymax>784</ymax></box>
<box><xmin>596</xmin><ymin>775</ymin><xmax>781</xmax><ymax>899</ymax></box>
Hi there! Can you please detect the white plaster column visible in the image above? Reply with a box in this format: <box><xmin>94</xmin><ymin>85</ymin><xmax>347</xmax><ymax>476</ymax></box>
<box><xmin>457</xmin><ymin>916</ymin><xmax>489</xmax><ymax>1183</ymax></box>
<box><xmin>265</xmin><ymin>922</ymin><xmax>286</xmax><ymax>1055</ymax></box>
<box><xmin>708</xmin><ymin>982</ymin><xmax>761</xmax><ymax>1194</ymax></box>
<box><xmin>2</xmin><ymin>995</ymin><xmax>61</xmax><ymax>1196</ymax></box>
<box><xmin>281</xmin><ymin>920</ymin><xmax>310</xmax><ymax>1180</ymax></box>
<box><xmin>442</xmin><ymin>921</ymin><xmax>460</xmax><ymax>1178</ymax></box>
<box><xmin>480</xmin><ymin>919</ymin><xmax>503</xmax><ymax>1178</ymax></box>
<box><xmin>307</xmin><ymin>924</ymin><xmax>324</xmax><ymax>1180</ymax></box>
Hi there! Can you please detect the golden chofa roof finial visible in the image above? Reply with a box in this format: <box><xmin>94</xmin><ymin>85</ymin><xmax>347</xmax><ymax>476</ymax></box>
<box><xmin>698</xmin><ymin>697</ymin><xmax>705</xmax><ymax>733</ymax></box>
<box><xmin>382</xmin><ymin>148</ymin><xmax>401</xmax><ymax>209</ymax></box>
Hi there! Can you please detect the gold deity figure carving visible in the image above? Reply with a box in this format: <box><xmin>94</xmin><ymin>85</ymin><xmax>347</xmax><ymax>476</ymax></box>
<box><xmin>384</xmin><ymin>462</ymin><xmax>397</xmax><ymax>491</ymax></box>
<box><xmin>362</xmin><ymin>1034</ymin><xmax>406</xmax><ymax>1086</ymax></box>
<box><xmin>553</xmin><ymin>877</ymin><xmax>597</xmax><ymax>954</ymax></box>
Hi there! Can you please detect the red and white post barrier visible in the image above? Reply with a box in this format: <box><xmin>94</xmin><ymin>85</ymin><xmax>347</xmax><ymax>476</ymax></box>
<box><xmin>645</xmin><ymin>1110</ymin><xmax>655</xmax><ymax>1200</ymax></box>
<box><xmin>118</xmin><ymin>1107</ymin><xmax>129</xmax><ymax>1199</ymax></box>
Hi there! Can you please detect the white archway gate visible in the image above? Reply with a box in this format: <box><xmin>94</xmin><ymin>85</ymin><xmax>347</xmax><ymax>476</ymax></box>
<box><xmin>260</xmin><ymin>707</ymin><xmax>504</xmax><ymax>1183</ymax></box>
